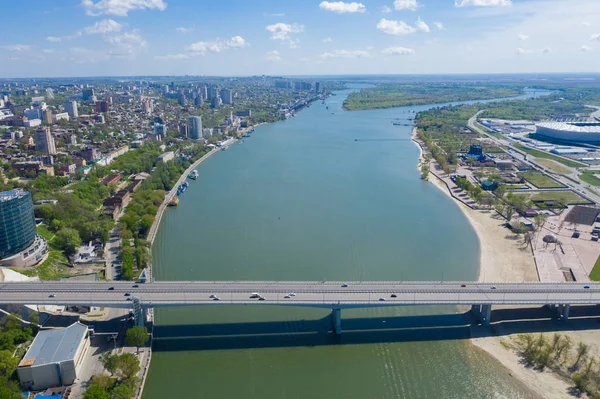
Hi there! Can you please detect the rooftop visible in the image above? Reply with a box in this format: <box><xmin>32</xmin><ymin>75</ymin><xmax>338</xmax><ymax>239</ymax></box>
<box><xmin>536</xmin><ymin>121</ymin><xmax>600</xmax><ymax>133</ymax></box>
<box><xmin>0</xmin><ymin>189</ymin><xmax>28</xmax><ymax>202</ymax></box>
<box><xmin>18</xmin><ymin>322</ymin><xmax>87</xmax><ymax>367</ymax></box>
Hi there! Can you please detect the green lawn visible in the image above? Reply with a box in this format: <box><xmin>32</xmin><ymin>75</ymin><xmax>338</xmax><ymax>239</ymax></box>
<box><xmin>590</xmin><ymin>255</ymin><xmax>600</xmax><ymax>281</ymax></box>
<box><xmin>579</xmin><ymin>170</ymin><xmax>600</xmax><ymax>187</ymax></box>
<box><xmin>513</xmin><ymin>190</ymin><xmax>590</xmax><ymax>205</ymax></box>
<box><xmin>519</xmin><ymin>171</ymin><xmax>564</xmax><ymax>188</ymax></box>
<box><xmin>512</xmin><ymin>143</ymin><xmax>588</xmax><ymax>168</ymax></box>
<box><xmin>506</xmin><ymin>184</ymin><xmax>529</xmax><ymax>190</ymax></box>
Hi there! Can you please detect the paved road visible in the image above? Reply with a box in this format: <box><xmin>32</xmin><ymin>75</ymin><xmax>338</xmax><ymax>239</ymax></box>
<box><xmin>1</xmin><ymin>281</ymin><xmax>600</xmax><ymax>308</ymax></box>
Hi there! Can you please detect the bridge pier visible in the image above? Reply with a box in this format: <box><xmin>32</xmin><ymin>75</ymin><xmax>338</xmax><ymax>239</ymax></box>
<box><xmin>331</xmin><ymin>308</ymin><xmax>342</xmax><ymax>335</ymax></box>
<box><xmin>132</xmin><ymin>297</ymin><xmax>144</xmax><ymax>327</ymax></box>
<box><xmin>470</xmin><ymin>304</ymin><xmax>492</xmax><ymax>327</ymax></box>
<box><xmin>556</xmin><ymin>304</ymin><xmax>571</xmax><ymax>321</ymax></box>
<box><xmin>470</xmin><ymin>304</ymin><xmax>481</xmax><ymax>317</ymax></box>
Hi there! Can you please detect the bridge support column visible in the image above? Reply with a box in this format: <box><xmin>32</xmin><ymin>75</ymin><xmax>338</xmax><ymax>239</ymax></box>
<box><xmin>470</xmin><ymin>304</ymin><xmax>481</xmax><ymax>317</ymax></box>
<box><xmin>481</xmin><ymin>304</ymin><xmax>492</xmax><ymax>327</ymax></box>
<box><xmin>331</xmin><ymin>308</ymin><xmax>342</xmax><ymax>335</ymax></box>
<box><xmin>132</xmin><ymin>297</ymin><xmax>144</xmax><ymax>327</ymax></box>
<box><xmin>562</xmin><ymin>304</ymin><xmax>571</xmax><ymax>321</ymax></box>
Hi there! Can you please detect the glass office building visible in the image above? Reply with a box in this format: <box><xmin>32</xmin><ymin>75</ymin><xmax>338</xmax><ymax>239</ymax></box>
<box><xmin>0</xmin><ymin>190</ymin><xmax>36</xmax><ymax>259</ymax></box>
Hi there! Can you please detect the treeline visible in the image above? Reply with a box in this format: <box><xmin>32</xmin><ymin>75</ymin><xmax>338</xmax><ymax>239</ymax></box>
<box><xmin>84</xmin><ymin>352</ymin><xmax>140</xmax><ymax>399</ymax></box>
<box><xmin>0</xmin><ymin>314</ymin><xmax>37</xmax><ymax>399</ymax></box>
<box><xmin>515</xmin><ymin>333</ymin><xmax>600</xmax><ymax>397</ymax></box>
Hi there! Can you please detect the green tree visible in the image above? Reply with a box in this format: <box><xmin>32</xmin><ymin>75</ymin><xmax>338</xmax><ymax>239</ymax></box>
<box><xmin>505</xmin><ymin>205</ymin><xmax>514</xmax><ymax>221</ymax></box>
<box><xmin>116</xmin><ymin>353</ymin><xmax>140</xmax><ymax>380</ymax></box>
<box><xmin>55</xmin><ymin>227</ymin><xmax>81</xmax><ymax>256</ymax></box>
<box><xmin>125</xmin><ymin>326</ymin><xmax>148</xmax><ymax>353</ymax></box>
<box><xmin>573</xmin><ymin>342</ymin><xmax>590</xmax><ymax>368</ymax></box>
<box><xmin>91</xmin><ymin>374</ymin><xmax>117</xmax><ymax>391</ymax></box>
<box><xmin>111</xmin><ymin>378</ymin><xmax>138</xmax><ymax>399</ymax></box>
<box><xmin>0</xmin><ymin>350</ymin><xmax>19</xmax><ymax>377</ymax></box>
<box><xmin>0</xmin><ymin>375</ymin><xmax>21</xmax><ymax>399</ymax></box>
<box><xmin>83</xmin><ymin>384</ymin><xmax>111</xmax><ymax>399</ymax></box>
<box><xmin>420</xmin><ymin>163</ymin><xmax>429</xmax><ymax>180</ymax></box>
<box><xmin>101</xmin><ymin>352</ymin><xmax>120</xmax><ymax>376</ymax></box>
<box><xmin>28</xmin><ymin>311</ymin><xmax>39</xmax><ymax>326</ymax></box>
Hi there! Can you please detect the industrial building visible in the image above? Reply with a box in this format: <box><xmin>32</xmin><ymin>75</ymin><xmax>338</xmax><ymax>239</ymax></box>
<box><xmin>17</xmin><ymin>323</ymin><xmax>90</xmax><ymax>391</ymax></box>
<box><xmin>535</xmin><ymin>121</ymin><xmax>600</xmax><ymax>143</ymax></box>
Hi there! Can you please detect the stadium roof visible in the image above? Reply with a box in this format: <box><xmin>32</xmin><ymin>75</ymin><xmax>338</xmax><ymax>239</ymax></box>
<box><xmin>536</xmin><ymin>121</ymin><xmax>600</xmax><ymax>133</ymax></box>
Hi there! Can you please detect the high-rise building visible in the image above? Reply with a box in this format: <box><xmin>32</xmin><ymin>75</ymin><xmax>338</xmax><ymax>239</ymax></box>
<box><xmin>42</xmin><ymin>109</ymin><xmax>53</xmax><ymax>125</ymax></box>
<box><xmin>220</xmin><ymin>88</ymin><xmax>233</xmax><ymax>105</ymax></box>
<box><xmin>194</xmin><ymin>96</ymin><xmax>203</xmax><ymax>106</ymax></box>
<box><xmin>207</xmin><ymin>86</ymin><xmax>219</xmax><ymax>101</ymax></box>
<box><xmin>315</xmin><ymin>82</ymin><xmax>321</xmax><ymax>94</ymax></box>
<box><xmin>179</xmin><ymin>124</ymin><xmax>188</xmax><ymax>137</ymax></box>
<box><xmin>82</xmin><ymin>88</ymin><xmax>94</xmax><ymax>101</ymax></box>
<box><xmin>64</xmin><ymin>101</ymin><xmax>79</xmax><ymax>118</ymax></box>
<box><xmin>35</xmin><ymin>127</ymin><xmax>57</xmax><ymax>155</ymax></box>
<box><xmin>162</xmin><ymin>85</ymin><xmax>170</xmax><ymax>95</ymax></box>
<box><xmin>0</xmin><ymin>190</ymin><xmax>36</xmax><ymax>260</ymax></box>
<box><xmin>24</xmin><ymin>108</ymin><xmax>41</xmax><ymax>120</ymax></box>
<box><xmin>187</xmin><ymin>116</ymin><xmax>203</xmax><ymax>140</ymax></box>
<box><xmin>275</xmin><ymin>80</ymin><xmax>291</xmax><ymax>89</ymax></box>
<box><xmin>178</xmin><ymin>94</ymin><xmax>186</xmax><ymax>106</ymax></box>
<box><xmin>153</xmin><ymin>123</ymin><xmax>166</xmax><ymax>138</ymax></box>
<box><xmin>211</xmin><ymin>96</ymin><xmax>220</xmax><ymax>109</ymax></box>
<box><xmin>95</xmin><ymin>101</ymin><xmax>109</xmax><ymax>113</ymax></box>
<box><xmin>200</xmin><ymin>85</ymin><xmax>208</xmax><ymax>100</ymax></box>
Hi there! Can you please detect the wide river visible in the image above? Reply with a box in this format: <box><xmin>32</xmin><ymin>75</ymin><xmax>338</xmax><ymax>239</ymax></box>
<box><xmin>145</xmin><ymin>87</ymin><xmax>544</xmax><ymax>399</ymax></box>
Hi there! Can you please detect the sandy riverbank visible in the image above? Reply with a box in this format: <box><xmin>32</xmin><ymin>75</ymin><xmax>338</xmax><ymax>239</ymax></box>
<box><xmin>411</xmin><ymin>129</ymin><xmax>582</xmax><ymax>398</ymax></box>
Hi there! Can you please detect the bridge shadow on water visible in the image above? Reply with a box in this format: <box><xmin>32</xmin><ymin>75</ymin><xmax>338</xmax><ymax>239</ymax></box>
<box><xmin>152</xmin><ymin>305</ymin><xmax>600</xmax><ymax>352</ymax></box>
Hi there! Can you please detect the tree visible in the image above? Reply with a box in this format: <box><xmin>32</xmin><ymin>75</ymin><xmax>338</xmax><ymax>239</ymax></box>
<box><xmin>28</xmin><ymin>311</ymin><xmax>39</xmax><ymax>326</ymax></box>
<box><xmin>91</xmin><ymin>374</ymin><xmax>116</xmax><ymax>391</ymax></box>
<box><xmin>573</xmin><ymin>342</ymin><xmax>590</xmax><ymax>368</ymax></box>
<box><xmin>420</xmin><ymin>163</ymin><xmax>429</xmax><ymax>180</ymax></box>
<box><xmin>101</xmin><ymin>352</ymin><xmax>120</xmax><ymax>376</ymax></box>
<box><xmin>83</xmin><ymin>384</ymin><xmax>110</xmax><ymax>399</ymax></box>
<box><xmin>0</xmin><ymin>350</ymin><xmax>19</xmax><ymax>377</ymax></box>
<box><xmin>55</xmin><ymin>227</ymin><xmax>81</xmax><ymax>256</ymax></box>
<box><xmin>125</xmin><ymin>326</ymin><xmax>148</xmax><ymax>353</ymax></box>
<box><xmin>505</xmin><ymin>205</ymin><xmax>514</xmax><ymax>221</ymax></box>
<box><xmin>534</xmin><ymin>215</ymin><xmax>546</xmax><ymax>232</ymax></box>
<box><xmin>116</xmin><ymin>353</ymin><xmax>140</xmax><ymax>380</ymax></box>
<box><xmin>111</xmin><ymin>378</ymin><xmax>138</xmax><ymax>399</ymax></box>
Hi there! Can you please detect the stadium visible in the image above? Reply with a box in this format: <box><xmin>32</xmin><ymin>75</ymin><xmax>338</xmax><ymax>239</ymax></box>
<box><xmin>535</xmin><ymin>121</ymin><xmax>600</xmax><ymax>143</ymax></box>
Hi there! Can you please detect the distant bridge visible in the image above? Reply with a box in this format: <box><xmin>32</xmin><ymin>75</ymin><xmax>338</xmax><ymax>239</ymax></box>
<box><xmin>1</xmin><ymin>281</ymin><xmax>598</xmax><ymax>334</ymax></box>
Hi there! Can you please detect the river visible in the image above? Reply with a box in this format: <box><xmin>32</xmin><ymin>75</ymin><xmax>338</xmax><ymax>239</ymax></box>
<box><xmin>145</xmin><ymin>87</ymin><xmax>547</xmax><ymax>399</ymax></box>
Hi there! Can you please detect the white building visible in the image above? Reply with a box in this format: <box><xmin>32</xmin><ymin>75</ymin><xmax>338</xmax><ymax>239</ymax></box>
<box><xmin>188</xmin><ymin>115</ymin><xmax>203</xmax><ymax>140</ymax></box>
<box><xmin>24</xmin><ymin>119</ymin><xmax>42</xmax><ymax>128</ymax></box>
<box><xmin>202</xmin><ymin>128</ymin><xmax>213</xmax><ymax>139</ymax></box>
<box><xmin>17</xmin><ymin>322</ymin><xmax>90</xmax><ymax>391</ymax></box>
<box><xmin>53</xmin><ymin>112</ymin><xmax>70</xmax><ymax>123</ymax></box>
<box><xmin>157</xmin><ymin>151</ymin><xmax>175</xmax><ymax>163</ymax></box>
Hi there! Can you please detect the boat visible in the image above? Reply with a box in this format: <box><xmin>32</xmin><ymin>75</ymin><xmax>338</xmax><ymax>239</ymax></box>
<box><xmin>188</xmin><ymin>170</ymin><xmax>199</xmax><ymax>180</ymax></box>
<box><xmin>177</xmin><ymin>181</ymin><xmax>189</xmax><ymax>195</ymax></box>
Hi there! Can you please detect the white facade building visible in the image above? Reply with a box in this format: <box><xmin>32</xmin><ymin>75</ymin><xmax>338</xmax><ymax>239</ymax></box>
<box><xmin>188</xmin><ymin>116</ymin><xmax>203</xmax><ymax>140</ymax></box>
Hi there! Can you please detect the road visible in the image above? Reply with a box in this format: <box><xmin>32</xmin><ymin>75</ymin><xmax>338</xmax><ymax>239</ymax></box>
<box><xmin>1</xmin><ymin>281</ymin><xmax>600</xmax><ymax>308</ymax></box>
<box><xmin>467</xmin><ymin>113</ymin><xmax>600</xmax><ymax>204</ymax></box>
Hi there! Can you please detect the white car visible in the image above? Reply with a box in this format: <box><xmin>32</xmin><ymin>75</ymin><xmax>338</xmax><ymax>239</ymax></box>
<box><xmin>379</xmin><ymin>297</ymin><xmax>385</xmax><ymax>301</ymax></box>
<box><xmin>288</xmin><ymin>293</ymin><xmax>296</xmax><ymax>297</ymax></box>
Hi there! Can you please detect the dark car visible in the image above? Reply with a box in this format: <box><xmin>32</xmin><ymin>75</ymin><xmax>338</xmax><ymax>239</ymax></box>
<box><xmin>124</xmin><ymin>292</ymin><xmax>131</xmax><ymax>297</ymax></box>
<box><xmin>258</xmin><ymin>297</ymin><xmax>266</xmax><ymax>301</ymax></box>
<box><xmin>390</xmin><ymin>294</ymin><xmax>397</xmax><ymax>298</ymax></box>
<box><xmin>584</xmin><ymin>286</ymin><xmax>590</xmax><ymax>289</ymax></box>
<box><xmin>132</xmin><ymin>284</ymin><xmax>139</xmax><ymax>288</ymax></box>
<box><xmin>461</xmin><ymin>284</ymin><xmax>467</xmax><ymax>288</ymax></box>
<box><xmin>108</xmin><ymin>287</ymin><xmax>115</xmax><ymax>290</ymax></box>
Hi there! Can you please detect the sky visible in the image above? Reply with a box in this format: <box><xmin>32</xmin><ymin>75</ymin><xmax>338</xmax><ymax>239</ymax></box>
<box><xmin>1</xmin><ymin>0</ymin><xmax>600</xmax><ymax>77</ymax></box>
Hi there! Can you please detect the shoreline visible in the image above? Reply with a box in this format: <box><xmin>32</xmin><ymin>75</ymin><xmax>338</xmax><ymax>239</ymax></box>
<box><xmin>411</xmin><ymin>128</ymin><xmax>578</xmax><ymax>398</ymax></box>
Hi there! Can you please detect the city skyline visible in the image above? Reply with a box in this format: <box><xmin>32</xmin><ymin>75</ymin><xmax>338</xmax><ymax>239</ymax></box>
<box><xmin>0</xmin><ymin>0</ymin><xmax>599</xmax><ymax>77</ymax></box>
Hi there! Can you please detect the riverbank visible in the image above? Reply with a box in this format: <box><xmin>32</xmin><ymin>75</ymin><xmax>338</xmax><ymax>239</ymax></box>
<box><xmin>411</xmin><ymin>129</ymin><xmax>587</xmax><ymax>398</ymax></box>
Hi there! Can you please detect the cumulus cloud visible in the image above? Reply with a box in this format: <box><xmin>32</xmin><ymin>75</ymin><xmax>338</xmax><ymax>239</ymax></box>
<box><xmin>455</xmin><ymin>0</ymin><xmax>511</xmax><ymax>6</ymax></box>
<box><xmin>433</xmin><ymin>22</ymin><xmax>444</xmax><ymax>30</ymax></box>
<box><xmin>380</xmin><ymin>5</ymin><xmax>392</xmax><ymax>13</ymax></box>
<box><xmin>592</xmin><ymin>33</ymin><xmax>600</xmax><ymax>41</ymax></box>
<box><xmin>266</xmin><ymin>23</ymin><xmax>304</xmax><ymax>47</ymax></box>
<box><xmin>377</xmin><ymin>19</ymin><xmax>416</xmax><ymax>35</ymax></box>
<box><xmin>582</xmin><ymin>21</ymin><xmax>591</xmax><ymax>26</ymax></box>
<box><xmin>320</xmin><ymin>49</ymin><xmax>369</xmax><ymax>59</ymax></box>
<box><xmin>105</xmin><ymin>30</ymin><xmax>147</xmax><ymax>49</ymax></box>
<box><xmin>415</xmin><ymin>18</ymin><xmax>430</xmax><ymax>32</ymax></box>
<box><xmin>319</xmin><ymin>1</ymin><xmax>366</xmax><ymax>13</ymax></box>
<box><xmin>580</xmin><ymin>45</ymin><xmax>592</xmax><ymax>52</ymax></box>
<box><xmin>265</xmin><ymin>50</ymin><xmax>281</xmax><ymax>61</ymax></box>
<box><xmin>176</xmin><ymin>27</ymin><xmax>194</xmax><ymax>33</ymax></box>
<box><xmin>517</xmin><ymin>33</ymin><xmax>529</xmax><ymax>41</ymax></box>
<box><xmin>84</xmin><ymin>19</ymin><xmax>123</xmax><ymax>34</ymax></box>
<box><xmin>394</xmin><ymin>0</ymin><xmax>419</xmax><ymax>11</ymax></box>
<box><xmin>156</xmin><ymin>36</ymin><xmax>247</xmax><ymax>60</ymax></box>
<box><xmin>381</xmin><ymin>46</ymin><xmax>415</xmax><ymax>55</ymax></box>
<box><xmin>81</xmin><ymin>0</ymin><xmax>167</xmax><ymax>16</ymax></box>
<box><xmin>0</xmin><ymin>44</ymin><xmax>31</xmax><ymax>51</ymax></box>
<box><xmin>516</xmin><ymin>47</ymin><xmax>550</xmax><ymax>55</ymax></box>
<box><xmin>46</xmin><ymin>31</ymin><xmax>82</xmax><ymax>42</ymax></box>
<box><xmin>323</xmin><ymin>37</ymin><xmax>333</xmax><ymax>43</ymax></box>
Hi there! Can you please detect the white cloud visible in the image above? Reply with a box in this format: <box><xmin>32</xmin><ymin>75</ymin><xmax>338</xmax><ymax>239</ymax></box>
<box><xmin>592</xmin><ymin>33</ymin><xmax>600</xmax><ymax>41</ymax></box>
<box><xmin>156</xmin><ymin>35</ymin><xmax>247</xmax><ymax>60</ymax></box>
<box><xmin>394</xmin><ymin>0</ymin><xmax>419</xmax><ymax>11</ymax></box>
<box><xmin>319</xmin><ymin>1</ymin><xmax>366</xmax><ymax>13</ymax></box>
<box><xmin>105</xmin><ymin>30</ymin><xmax>147</xmax><ymax>49</ymax></box>
<box><xmin>323</xmin><ymin>37</ymin><xmax>333</xmax><ymax>43</ymax></box>
<box><xmin>264</xmin><ymin>12</ymin><xmax>285</xmax><ymax>17</ymax></box>
<box><xmin>517</xmin><ymin>33</ymin><xmax>529</xmax><ymax>41</ymax></box>
<box><xmin>0</xmin><ymin>44</ymin><xmax>31</xmax><ymax>51</ymax></box>
<box><xmin>81</xmin><ymin>0</ymin><xmax>167</xmax><ymax>16</ymax></box>
<box><xmin>46</xmin><ymin>32</ymin><xmax>82</xmax><ymax>42</ymax></box>
<box><xmin>580</xmin><ymin>45</ymin><xmax>592</xmax><ymax>52</ymax></box>
<box><xmin>433</xmin><ymin>22</ymin><xmax>445</xmax><ymax>30</ymax></box>
<box><xmin>381</xmin><ymin>46</ymin><xmax>415</xmax><ymax>55</ymax></box>
<box><xmin>42</xmin><ymin>49</ymin><xmax>55</xmax><ymax>54</ymax></box>
<box><xmin>320</xmin><ymin>49</ymin><xmax>369</xmax><ymax>59</ymax></box>
<box><xmin>84</xmin><ymin>19</ymin><xmax>123</xmax><ymax>35</ymax></box>
<box><xmin>46</xmin><ymin>37</ymin><xmax>62</xmax><ymax>42</ymax></box>
<box><xmin>380</xmin><ymin>5</ymin><xmax>392</xmax><ymax>13</ymax></box>
<box><xmin>516</xmin><ymin>47</ymin><xmax>550</xmax><ymax>55</ymax></box>
<box><xmin>455</xmin><ymin>0</ymin><xmax>511</xmax><ymax>7</ymax></box>
<box><xmin>582</xmin><ymin>21</ymin><xmax>591</xmax><ymax>26</ymax></box>
<box><xmin>266</xmin><ymin>23</ymin><xmax>304</xmax><ymax>47</ymax></box>
<box><xmin>265</xmin><ymin>50</ymin><xmax>281</xmax><ymax>61</ymax></box>
<box><xmin>415</xmin><ymin>18</ymin><xmax>430</xmax><ymax>32</ymax></box>
<box><xmin>176</xmin><ymin>27</ymin><xmax>194</xmax><ymax>33</ymax></box>
<box><xmin>377</xmin><ymin>19</ymin><xmax>416</xmax><ymax>35</ymax></box>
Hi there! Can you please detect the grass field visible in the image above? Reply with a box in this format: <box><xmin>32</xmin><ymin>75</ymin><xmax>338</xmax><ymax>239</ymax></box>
<box><xmin>513</xmin><ymin>190</ymin><xmax>590</xmax><ymax>205</ymax></box>
<box><xmin>519</xmin><ymin>171</ymin><xmax>564</xmax><ymax>188</ymax></box>
<box><xmin>13</xmin><ymin>225</ymin><xmax>73</xmax><ymax>280</ymax></box>
<box><xmin>536</xmin><ymin>159</ymin><xmax>571</xmax><ymax>174</ymax></box>
<box><xmin>590</xmin><ymin>255</ymin><xmax>600</xmax><ymax>281</ymax></box>
<box><xmin>512</xmin><ymin>143</ymin><xmax>588</xmax><ymax>168</ymax></box>
<box><xmin>579</xmin><ymin>170</ymin><xmax>600</xmax><ymax>187</ymax></box>
<box><xmin>506</xmin><ymin>184</ymin><xmax>529</xmax><ymax>190</ymax></box>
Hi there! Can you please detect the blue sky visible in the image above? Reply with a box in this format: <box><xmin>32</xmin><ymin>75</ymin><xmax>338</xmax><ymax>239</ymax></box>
<box><xmin>1</xmin><ymin>0</ymin><xmax>600</xmax><ymax>77</ymax></box>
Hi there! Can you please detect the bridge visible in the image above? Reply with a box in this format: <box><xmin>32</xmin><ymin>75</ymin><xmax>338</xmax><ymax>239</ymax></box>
<box><xmin>1</xmin><ymin>281</ymin><xmax>599</xmax><ymax>334</ymax></box>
